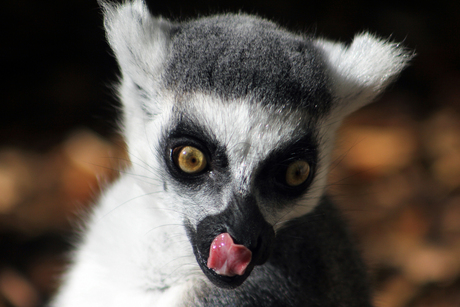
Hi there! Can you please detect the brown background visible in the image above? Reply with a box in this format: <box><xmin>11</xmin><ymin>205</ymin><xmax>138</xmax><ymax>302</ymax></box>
<box><xmin>1</xmin><ymin>0</ymin><xmax>460</xmax><ymax>306</ymax></box>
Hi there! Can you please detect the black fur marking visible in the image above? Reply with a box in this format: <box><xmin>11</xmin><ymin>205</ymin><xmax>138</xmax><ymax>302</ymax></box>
<box><xmin>164</xmin><ymin>15</ymin><xmax>333</xmax><ymax>118</ymax></box>
<box><xmin>190</xmin><ymin>197</ymin><xmax>373</xmax><ymax>306</ymax></box>
<box><xmin>161</xmin><ymin>113</ymin><xmax>230</xmax><ymax>193</ymax></box>
<box><xmin>186</xmin><ymin>193</ymin><xmax>275</xmax><ymax>289</ymax></box>
<box><xmin>255</xmin><ymin>131</ymin><xmax>318</xmax><ymax>203</ymax></box>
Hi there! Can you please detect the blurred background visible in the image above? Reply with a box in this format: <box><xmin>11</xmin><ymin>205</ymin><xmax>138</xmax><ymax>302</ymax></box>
<box><xmin>1</xmin><ymin>0</ymin><xmax>460</xmax><ymax>306</ymax></box>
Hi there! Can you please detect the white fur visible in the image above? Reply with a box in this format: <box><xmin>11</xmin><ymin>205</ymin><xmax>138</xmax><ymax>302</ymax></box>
<box><xmin>102</xmin><ymin>0</ymin><xmax>172</xmax><ymax>95</ymax></box>
<box><xmin>315</xmin><ymin>33</ymin><xmax>411</xmax><ymax>116</ymax></box>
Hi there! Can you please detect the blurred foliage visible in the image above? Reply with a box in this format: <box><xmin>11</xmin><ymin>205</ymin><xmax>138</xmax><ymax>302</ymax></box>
<box><xmin>1</xmin><ymin>0</ymin><xmax>459</xmax><ymax>306</ymax></box>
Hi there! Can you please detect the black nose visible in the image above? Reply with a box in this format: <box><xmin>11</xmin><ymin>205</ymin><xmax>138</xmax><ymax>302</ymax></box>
<box><xmin>186</xmin><ymin>194</ymin><xmax>275</xmax><ymax>289</ymax></box>
<box><xmin>224</xmin><ymin>197</ymin><xmax>275</xmax><ymax>265</ymax></box>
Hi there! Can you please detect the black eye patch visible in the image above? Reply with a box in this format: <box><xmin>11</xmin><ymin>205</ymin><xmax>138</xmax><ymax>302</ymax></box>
<box><xmin>161</xmin><ymin>115</ymin><xmax>230</xmax><ymax>190</ymax></box>
<box><xmin>255</xmin><ymin>133</ymin><xmax>318</xmax><ymax>201</ymax></box>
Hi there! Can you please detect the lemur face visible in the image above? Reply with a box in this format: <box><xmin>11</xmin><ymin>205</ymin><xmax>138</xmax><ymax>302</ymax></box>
<box><xmin>102</xmin><ymin>0</ymin><xmax>410</xmax><ymax>289</ymax></box>
<box><xmin>153</xmin><ymin>94</ymin><xmax>328</xmax><ymax>288</ymax></box>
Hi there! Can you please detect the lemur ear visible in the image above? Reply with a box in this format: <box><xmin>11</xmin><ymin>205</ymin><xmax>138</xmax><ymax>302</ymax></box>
<box><xmin>100</xmin><ymin>0</ymin><xmax>172</xmax><ymax>91</ymax></box>
<box><xmin>315</xmin><ymin>33</ymin><xmax>412</xmax><ymax>117</ymax></box>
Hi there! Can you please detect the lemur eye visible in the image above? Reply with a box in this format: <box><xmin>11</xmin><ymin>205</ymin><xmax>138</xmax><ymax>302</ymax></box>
<box><xmin>285</xmin><ymin>160</ymin><xmax>310</xmax><ymax>187</ymax></box>
<box><xmin>173</xmin><ymin>146</ymin><xmax>207</xmax><ymax>174</ymax></box>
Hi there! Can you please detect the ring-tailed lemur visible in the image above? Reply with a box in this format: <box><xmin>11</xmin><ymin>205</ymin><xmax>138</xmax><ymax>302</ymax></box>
<box><xmin>51</xmin><ymin>1</ymin><xmax>411</xmax><ymax>306</ymax></box>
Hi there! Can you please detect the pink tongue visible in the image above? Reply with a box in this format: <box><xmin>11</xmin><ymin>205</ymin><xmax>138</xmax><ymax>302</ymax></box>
<box><xmin>207</xmin><ymin>233</ymin><xmax>252</xmax><ymax>277</ymax></box>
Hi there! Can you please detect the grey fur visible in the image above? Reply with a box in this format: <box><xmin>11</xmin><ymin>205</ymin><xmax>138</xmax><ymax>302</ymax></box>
<box><xmin>163</xmin><ymin>14</ymin><xmax>332</xmax><ymax>117</ymax></box>
<box><xmin>188</xmin><ymin>198</ymin><xmax>372</xmax><ymax>306</ymax></box>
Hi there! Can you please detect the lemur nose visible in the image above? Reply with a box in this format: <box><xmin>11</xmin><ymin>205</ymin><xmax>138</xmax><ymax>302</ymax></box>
<box><xmin>224</xmin><ymin>195</ymin><xmax>276</xmax><ymax>265</ymax></box>
<box><xmin>228</xmin><ymin>225</ymin><xmax>265</xmax><ymax>252</ymax></box>
<box><xmin>250</xmin><ymin>224</ymin><xmax>275</xmax><ymax>265</ymax></box>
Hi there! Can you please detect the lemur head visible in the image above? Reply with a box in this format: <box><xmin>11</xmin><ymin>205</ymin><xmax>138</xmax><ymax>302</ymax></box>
<box><xmin>102</xmin><ymin>0</ymin><xmax>410</xmax><ymax>289</ymax></box>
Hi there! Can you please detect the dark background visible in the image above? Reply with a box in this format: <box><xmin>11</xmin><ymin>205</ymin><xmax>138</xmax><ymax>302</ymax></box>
<box><xmin>2</xmin><ymin>0</ymin><xmax>458</xmax><ymax>144</ymax></box>
<box><xmin>1</xmin><ymin>1</ymin><xmax>460</xmax><ymax>306</ymax></box>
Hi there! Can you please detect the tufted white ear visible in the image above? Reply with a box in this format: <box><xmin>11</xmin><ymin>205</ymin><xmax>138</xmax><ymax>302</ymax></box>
<box><xmin>101</xmin><ymin>0</ymin><xmax>172</xmax><ymax>92</ymax></box>
<box><xmin>315</xmin><ymin>33</ymin><xmax>412</xmax><ymax>117</ymax></box>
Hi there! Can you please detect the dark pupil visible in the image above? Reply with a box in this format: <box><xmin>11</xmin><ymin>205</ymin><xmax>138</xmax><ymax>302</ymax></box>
<box><xmin>295</xmin><ymin>169</ymin><xmax>301</xmax><ymax>177</ymax></box>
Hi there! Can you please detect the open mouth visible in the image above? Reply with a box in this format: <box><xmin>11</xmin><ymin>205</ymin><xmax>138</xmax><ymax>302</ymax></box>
<box><xmin>207</xmin><ymin>233</ymin><xmax>252</xmax><ymax>277</ymax></box>
<box><xmin>188</xmin><ymin>228</ymin><xmax>275</xmax><ymax>289</ymax></box>
<box><xmin>185</xmin><ymin>194</ymin><xmax>275</xmax><ymax>288</ymax></box>
<box><xmin>192</xmin><ymin>232</ymin><xmax>256</xmax><ymax>289</ymax></box>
